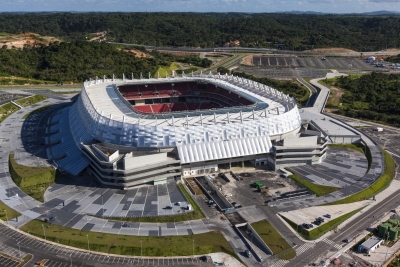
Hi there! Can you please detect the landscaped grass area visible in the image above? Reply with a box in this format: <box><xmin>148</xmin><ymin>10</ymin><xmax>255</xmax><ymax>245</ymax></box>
<box><xmin>299</xmin><ymin>85</ymin><xmax>311</xmax><ymax>107</ymax></box>
<box><xmin>175</xmin><ymin>68</ymin><xmax>198</xmax><ymax>74</ymax></box>
<box><xmin>15</xmin><ymin>95</ymin><xmax>47</xmax><ymax>107</ymax></box>
<box><xmin>21</xmin><ymin>219</ymin><xmax>236</xmax><ymax>258</ymax></box>
<box><xmin>9</xmin><ymin>154</ymin><xmax>58</xmax><ymax>202</ymax></box>
<box><xmin>0</xmin><ymin>200</ymin><xmax>21</xmax><ymax>221</ymax></box>
<box><xmin>0</xmin><ymin>102</ymin><xmax>20</xmax><ymax>124</ymax></box>
<box><xmin>103</xmin><ymin>183</ymin><xmax>205</xmax><ymax>223</ymax></box>
<box><xmin>17</xmin><ymin>254</ymin><xmax>32</xmax><ymax>267</ymax></box>
<box><xmin>0</xmin><ymin>76</ymin><xmax>56</xmax><ymax>85</ymax></box>
<box><xmin>251</xmin><ymin>219</ymin><xmax>296</xmax><ymax>260</ymax></box>
<box><xmin>22</xmin><ymin>105</ymin><xmax>52</xmax><ymax>119</ymax></box>
<box><xmin>154</xmin><ymin>63</ymin><xmax>180</xmax><ymax>78</ymax></box>
<box><xmin>282</xmin><ymin>208</ymin><xmax>363</xmax><ymax>240</ymax></box>
<box><xmin>329</xmin><ymin>143</ymin><xmax>372</xmax><ymax>173</ymax></box>
<box><xmin>328</xmin><ymin>149</ymin><xmax>394</xmax><ymax>205</ymax></box>
<box><xmin>287</xmin><ymin>173</ymin><xmax>340</xmax><ymax>197</ymax></box>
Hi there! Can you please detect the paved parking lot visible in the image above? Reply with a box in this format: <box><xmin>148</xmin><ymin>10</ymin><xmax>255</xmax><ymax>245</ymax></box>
<box><xmin>0</xmin><ymin>255</ymin><xmax>20</xmax><ymax>267</ymax></box>
<box><xmin>41</xmin><ymin>179</ymin><xmax>189</xmax><ymax>218</ymax></box>
<box><xmin>0</xmin><ymin>222</ymin><xmax>213</xmax><ymax>267</ymax></box>
<box><xmin>25</xmin><ymin>179</ymin><xmax>211</xmax><ymax>237</ymax></box>
<box><xmin>252</xmin><ymin>56</ymin><xmax>377</xmax><ymax>70</ymax></box>
<box><xmin>291</xmin><ymin>147</ymin><xmax>369</xmax><ymax>189</ymax></box>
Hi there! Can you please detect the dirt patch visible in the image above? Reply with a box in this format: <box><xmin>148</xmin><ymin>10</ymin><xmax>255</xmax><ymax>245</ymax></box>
<box><xmin>154</xmin><ymin>50</ymin><xmax>199</xmax><ymax>56</ymax></box>
<box><xmin>327</xmin><ymin>86</ymin><xmax>344</xmax><ymax>107</ymax></box>
<box><xmin>124</xmin><ymin>49</ymin><xmax>152</xmax><ymax>58</ymax></box>
<box><xmin>307</xmin><ymin>47</ymin><xmax>357</xmax><ymax>53</ymax></box>
<box><xmin>89</xmin><ymin>31</ymin><xmax>107</xmax><ymax>42</ymax></box>
<box><xmin>0</xmin><ymin>33</ymin><xmax>60</xmax><ymax>49</ymax></box>
<box><xmin>185</xmin><ymin>178</ymin><xmax>204</xmax><ymax>195</ymax></box>
<box><xmin>241</xmin><ymin>55</ymin><xmax>253</xmax><ymax>66</ymax></box>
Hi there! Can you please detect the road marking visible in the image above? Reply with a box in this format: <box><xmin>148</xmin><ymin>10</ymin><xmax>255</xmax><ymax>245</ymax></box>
<box><xmin>387</xmin><ymin>150</ymin><xmax>400</xmax><ymax>159</ymax></box>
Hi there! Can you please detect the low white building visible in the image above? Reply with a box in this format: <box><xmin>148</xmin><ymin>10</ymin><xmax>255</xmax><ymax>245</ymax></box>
<box><xmin>358</xmin><ymin>236</ymin><xmax>383</xmax><ymax>254</ymax></box>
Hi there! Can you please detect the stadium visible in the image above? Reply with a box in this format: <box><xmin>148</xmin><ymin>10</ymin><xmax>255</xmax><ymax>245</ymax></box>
<box><xmin>47</xmin><ymin>73</ymin><xmax>327</xmax><ymax>189</ymax></box>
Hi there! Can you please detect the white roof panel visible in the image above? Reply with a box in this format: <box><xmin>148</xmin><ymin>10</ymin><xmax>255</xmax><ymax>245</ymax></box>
<box><xmin>177</xmin><ymin>135</ymin><xmax>272</xmax><ymax>164</ymax></box>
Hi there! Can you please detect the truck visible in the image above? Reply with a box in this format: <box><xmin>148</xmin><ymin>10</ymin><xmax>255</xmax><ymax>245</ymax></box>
<box><xmin>374</xmin><ymin>127</ymin><xmax>383</xmax><ymax>132</ymax></box>
<box><xmin>253</xmin><ymin>182</ymin><xmax>264</xmax><ymax>188</ymax></box>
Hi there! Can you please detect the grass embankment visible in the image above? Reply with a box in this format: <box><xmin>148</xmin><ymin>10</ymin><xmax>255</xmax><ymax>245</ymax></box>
<box><xmin>21</xmin><ymin>219</ymin><xmax>235</xmax><ymax>257</ymax></box>
<box><xmin>154</xmin><ymin>63</ymin><xmax>180</xmax><ymax>78</ymax></box>
<box><xmin>0</xmin><ymin>76</ymin><xmax>56</xmax><ymax>86</ymax></box>
<box><xmin>175</xmin><ymin>68</ymin><xmax>198</xmax><ymax>74</ymax></box>
<box><xmin>299</xmin><ymin>85</ymin><xmax>311</xmax><ymax>107</ymax></box>
<box><xmin>328</xmin><ymin>149</ymin><xmax>394</xmax><ymax>205</ymax></box>
<box><xmin>251</xmin><ymin>220</ymin><xmax>296</xmax><ymax>260</ymax></box>
<box><xmin>288</xmin><ymin>173</ymin><xmax>340</xmax><ymax>197</ymax></box>
<box><xmin>0</xmin><ymin>200</ymin><xmax>21</xmax><ymax>221</ymax></box>
<box><xmin>283</xmin><ymin>208</ymin><xmax>363</xmax><ymax>240</ymax></box>
<box><xmin>100</xmin><ymin>183</ymin><xmax>204</xmax><ymax>223</ymax></box>
<box><xmin>0</xmin><ymin>102</ymin><xmax>20</xmax><ymax>124</ymax></box>
<box><xmin>329</xmin><ymin>143</ymin><xmax>372</xmax><ymax>173</ymax></box>
<box><xmin>15</xmin><ymin>95</ymin><xmax>47</xmax><ymax>107</ymax></box>
<box><xmin>9</xmin><ymin>154</ymin><xmax>57</xmax><ymax>202</ymax></box>
<box><xmin>17</xmin><ymin>254</ymin><xmax>33</xmax><ymax>267</ymax></box>
<box><xmin>22</xmin><ymin>105</ymin><xmax>52</xmax><ymax>119</ymax></box>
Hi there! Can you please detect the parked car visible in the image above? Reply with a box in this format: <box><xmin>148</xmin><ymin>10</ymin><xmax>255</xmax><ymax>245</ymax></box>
<box><xmin>343</xmin><ymin>237</ymin><xmax>351</xmax><ymax>243</ymax></box>
<box><xmin>164</xmin><ymin>206</ymin><xmax>173</xmax><ymax>209</ymax></box>
<box><xmin>245</xmin><ymin>250</ymin><xmax>252</xmax><ymax>257</ymax></box>
<box><xmin>324</xmin><ymin>214</ymin><xmax>331</xmax><ymax>218</ymax></box>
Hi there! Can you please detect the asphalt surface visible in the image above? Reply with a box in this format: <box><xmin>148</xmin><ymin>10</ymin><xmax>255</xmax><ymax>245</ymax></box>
<box><xmin>0</xmin><ymin>222</ymin><xmax>213</xmax><ymax>267</ymax></box>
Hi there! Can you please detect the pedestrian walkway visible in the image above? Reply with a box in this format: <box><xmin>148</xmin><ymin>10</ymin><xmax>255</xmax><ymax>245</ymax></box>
<box><xmin>269</xmin><ymin>259</ymin><xmax>289</xmax><ymax>267</ymax></box>
<box><xmin>322</xmin><ymin>238</ymin><xmax>342</xmax><ymax>250</ymax></box>
<box><xmin>295</xmin><ymin>242</ymin><xmax>315</xmax><ymax>256</ymax></box>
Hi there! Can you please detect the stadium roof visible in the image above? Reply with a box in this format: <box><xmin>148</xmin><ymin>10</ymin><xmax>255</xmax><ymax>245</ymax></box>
<box><xmin>83</xmin><ymin>74</ymin><xmax>295</xmax><ymax>128</ymax></box>
<box><xmin>177</xmin><ymin>135</ymin><xmax>272</xmax><ymax>164</ymax></box>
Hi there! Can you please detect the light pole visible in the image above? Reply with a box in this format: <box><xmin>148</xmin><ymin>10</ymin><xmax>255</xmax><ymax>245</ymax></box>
<box><xmin>41</xmin><ymin>224</ymin><xmax>46</xmax><ymax>240</ymax></box>
<box><xmin>140</xmin><ymin>240</ymin><xmax>142</xmax><ymax>257</ymax></box>
<box><xmin>192</xmin><ymin>239</ymin><xmax>194</xmax><ymax>258</ymax></box>
<box><xmin>86</xmin><ymin>235</ymin><xmax>90</xmax><ymax>251</ymax></box>
<box><xmin>17</xmin><ymin>242</ymin><xmax>21</xmax><ymax>260</ymax></box>
<box><xmin>69</xmin><ymin>254</ymin><xmax>72</xmax><ymax>267</ymax></box>
<box><xmin>3</xmin><ymin>209</ymin><xmax>9</xmax><ymax>224</ymax></box>
<box><xmin>102</xmin><ymin>194</ymin><xmax>104</xmax><ymax>219</ymax></box>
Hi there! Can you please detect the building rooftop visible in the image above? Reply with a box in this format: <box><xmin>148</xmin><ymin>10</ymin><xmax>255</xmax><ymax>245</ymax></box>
<box><xmin>300</xmin><ymin>109</ymin><xmax>358</xmax><ymax>137</ymax></box>
<box><xmin>361</xmin><ymin>236</ymin><xmax>382</xmax><ymax>250</ymax></box>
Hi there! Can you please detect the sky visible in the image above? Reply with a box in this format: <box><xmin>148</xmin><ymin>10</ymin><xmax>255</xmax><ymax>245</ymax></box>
<box><xmin>1</xmin><ymin>0</ymin><xmax>400</xmax><ymax>13</ymax></box>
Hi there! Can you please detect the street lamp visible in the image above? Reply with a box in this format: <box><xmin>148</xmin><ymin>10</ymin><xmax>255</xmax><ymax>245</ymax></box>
<box><xmin>41</xmin><ymin>224</ymin><xmax>46</xmax><ymax>240</ymax></box>
<box><xmin>69</xmin><ymin>254</ymin><xmax>72</xmax><ymax>267</ymax></box>
<box><xmin>140</xmin><ymin>240</ymin><xmax>142</xmax><ymax>257</ymax></box>
<box><xmin>192</xmin><ymin>239</ymin><xmax>194</xmax><ymax>258</ymax></box>
<box><xmin>17</xmin><ymin>242</ymin><xmax>21</xmax><ymax>260</ymax></box>
<box><xmin>86</xmin><ymin>235</ymin><xmax>90</xmax><ymax>251</ymax></box>
<box><xmin>102</xmin><ymin>194</ymin><xmax>104</xmax><ymax>219</ymax></box>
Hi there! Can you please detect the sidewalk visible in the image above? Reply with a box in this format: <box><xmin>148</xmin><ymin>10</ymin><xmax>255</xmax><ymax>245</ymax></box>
<box><xmin>277</xmin><ymin>180</ymin><xmax>400</xmax><ymax>244</ymax></box>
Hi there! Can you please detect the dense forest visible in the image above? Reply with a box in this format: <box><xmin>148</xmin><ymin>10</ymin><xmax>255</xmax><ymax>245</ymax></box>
<box><xmin>0</xmin><ymin>39</ymin><xmax>306</xmax><ymax>100</ymax></box>
<box><xmin>1</xmin><ymin>13</ymin><xmax>400</xmax><ymax>51</ymax></box>
<box><xmin>333</xmin><ymin>72</ymin><xmax>400</xmax><ymax>126</ymax></box>
<box><xmin>0</xmin><ymin>41</ymin><xmax>211</xmax><ymax>82</ymax></box>
<box><xmin>217</xmin><ymin>66</ymin><xmax>308</xmax><ymax>104</ymax></box>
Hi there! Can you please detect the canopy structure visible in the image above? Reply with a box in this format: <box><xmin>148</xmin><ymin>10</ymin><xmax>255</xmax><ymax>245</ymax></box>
<box><xmin>177</xmin><ymin>135</ymin><xmax>272</xmax><ymax>164</ymax></box>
